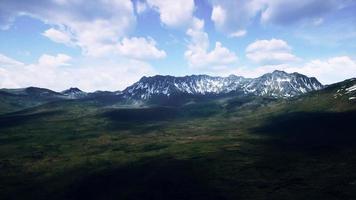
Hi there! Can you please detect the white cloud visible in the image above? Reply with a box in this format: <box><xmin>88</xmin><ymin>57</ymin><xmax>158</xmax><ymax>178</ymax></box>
<box><xmin>0</xmin><ymin>53</ymin><xmax>155</xmax><ymax>91</ymax></box>
<box><xmin>117</xmin><ymin>37</ymin><xmax>166</xmax><ymax>60</ymax></box>
<box><xmin>146</xmin><ymin>0</ymin><xmax>195</xmax><ymax>28</ymax></box>
<box><xmin>209</xmin><ymin>0</ymin><xmax>350</xmax><ymax>35</ymax></box>
<box><xmin>210</xmin><ymin>0</ymin><xmax>264</xmax><ymax>35</ymax></box>
<box><xmin>42</xmin><ymin>28</ymin><xmax>73</xmax><ymax>45</ymax></box>
<box><xmin>0</xmin><ymin>53</ymin><xmax>24</xmax><ymax>67</ymax></box>
<box><xmin>65</xmin><ymin>59</ymin><xmax>156</xmax><ymax>91</ymax></box>
<box><xmin>0</xmin><ymin>1</ymin><xmax>166</xmax><ymax>91</ymax></box>
<box><xmin>260</xmin><ymin>0</ymin><xmax>339</xmax><ymax>25</ymax></box>
<box><xmin>229</xmin><ymin>30</ymin><xmax>247</xmax><ymax>38</ymax></box>
<box><xmin>37</xmin><ymin>54</ymin><xmax>71</xmax><ymax>67</ymax></box>
<box><xmin>283</xmin><ymin>56</ymin><xmax>356</xmax><ymax>84</ymax></box>
<box><xmin>246</xmin><ymin>39</ymin><xmax>300</xmax><ymax>65</ymax></box>
<box><xmin>56</xmin><ymin>16</ymin><xmax>134</xmax><ymax>57</ymax></box>
<box><xmin>185</xmin><ymin>42</ymin><xmax>238</xmax><ymax>68</ymax></box>
<box><xmin>211</xmin><ymin>5</ymin><xmax>227</xmax><ymax>29</ymax></box>
<box><xmin>246</xmin><ymin>39</ymin><xmax>291</xmax><ymax>52</ymax></box>
<box><xmin>136</xmin><ymin>1</ymin><xmax>148</xmax><ymax>14</ymax></box>
<box><xmin>186</xmin><ymin>18</ymin><xmax>209</xmax><ymax>52</ymax></box>
<box><xmin>43</xmin><ymin>30</ymin><xmax>166</xmax><ymax>60</ymax></box>
<box><xmin>184</xmin><ymin>18</ymin><xmax>238</xmax><ymax>70</ymax></box>
<box><xmin>0</xmin><ymin>0</ymin><xmax>146</xmax><ymax>58</ymax></box>
<box><xmin>0</xmin><ymin>54</ymin><xmax>73</xmax><ymax>90</ymax></box>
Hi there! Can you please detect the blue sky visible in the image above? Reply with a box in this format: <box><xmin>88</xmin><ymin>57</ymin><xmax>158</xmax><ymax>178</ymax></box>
<box><xmin>0</xmin><ymin>0</ymin><xmax>355</xmax><ymax>91</ymax></box>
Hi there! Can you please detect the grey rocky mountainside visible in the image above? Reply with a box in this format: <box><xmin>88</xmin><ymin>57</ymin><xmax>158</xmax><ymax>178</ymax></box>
<box><xmin>123</xmin><ymin>70</ymin><xmax>323</xmax><ymax>100</ymax></box>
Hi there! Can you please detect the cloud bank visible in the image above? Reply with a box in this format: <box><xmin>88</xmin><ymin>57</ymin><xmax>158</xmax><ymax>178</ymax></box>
<box><xmin>0</xmin><ymin>53</ymin><xmax>155</xmax><ymax>91</ymax></box>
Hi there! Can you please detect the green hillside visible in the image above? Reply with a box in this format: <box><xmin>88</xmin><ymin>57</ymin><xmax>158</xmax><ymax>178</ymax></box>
<box><xmin>0</xmin><ymin>80</ymin><xmax>355</xmax><ymax>200</ymax></box>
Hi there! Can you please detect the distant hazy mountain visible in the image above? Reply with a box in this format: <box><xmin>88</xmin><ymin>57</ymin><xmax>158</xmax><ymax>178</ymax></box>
<box><xmin>61</xmin><ymin>87</ymin><xmax>87</xmax><ymax>99</ymax></box>
<box><xmin>0</xmin><ymin>87</ymin><xmax>65</xmax><ymax>114</ymax></box>
<box><xmin>1</xmin><ymin>87</ymin><xmax>64</xmax><ymax>99</ymax></box>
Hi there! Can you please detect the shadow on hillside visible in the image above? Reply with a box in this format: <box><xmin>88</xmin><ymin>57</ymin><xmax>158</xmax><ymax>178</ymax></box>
<box><xmin>103</xmin><ymin>107</ymin><xmax>178</xmax><ymax>122</ymax></box>
<box><xmin>102</xmin><ymin>105</ymin><xmax>221</xmax><ymax>133</ymax></box>
<box><xmin>63</xmin><ymin>158</ymin><xmax>225</xmax><ymax>200</ymax></box>
<box><xmin>252</xmin><ymin>111</ymin><xmax>356</xmax><ymax>151</ymax></box>
<box><xmin>243</xmin><ymin>111</ymin><xmax>356</xmax><ymax>199</ymax></box>
<box><xmin>0</xmin><ymin>111</ymin><xmax>62</xmax><ymax>129</ymax></box>
<box><xmin>101</xmin><ymin>107</ymin><xmax>177</xmax><ymax>134</ymax></box>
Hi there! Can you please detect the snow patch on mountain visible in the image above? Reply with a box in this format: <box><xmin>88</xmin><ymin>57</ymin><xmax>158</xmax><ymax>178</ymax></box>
<box><xmin>333</xmin><ymin>78</ymin><xmax>356</xmax><ymax>101</ymax></box>
<box><xmin>346</xmin><ymin>84</ymin><xmax>356</xmax><ymax>93</ymax></box>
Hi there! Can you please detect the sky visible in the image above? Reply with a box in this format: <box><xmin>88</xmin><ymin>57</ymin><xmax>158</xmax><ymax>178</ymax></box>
<box><xmin>0</xmin><ymin>0</ymin><xmax>356</xmax><ymax>92</ymax></box>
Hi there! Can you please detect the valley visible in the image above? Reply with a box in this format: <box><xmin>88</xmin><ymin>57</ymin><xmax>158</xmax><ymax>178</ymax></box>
<box><xmin>0</xmin><ymin>72</ymin><xmax>355</xmax><ymax>200</ymax></box>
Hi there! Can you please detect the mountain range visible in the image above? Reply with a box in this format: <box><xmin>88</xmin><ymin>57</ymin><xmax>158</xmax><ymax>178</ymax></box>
<box><xmin>0</xmin><ymin>70</ymin><xmax>323</xmax><ymax>102</ymax></box>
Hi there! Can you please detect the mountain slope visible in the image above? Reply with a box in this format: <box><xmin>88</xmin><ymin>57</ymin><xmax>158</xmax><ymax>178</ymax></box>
<box><xmin>1</xmin><ymin>87</ymin><xmax>64</xmax><ymax>99</ymax></box>
<box><xmin>333</xmin><ymin>78</ymin><xmax>356</xmax><ymax>101</ymax></box>
<box><xmin>0</xmin><ymin>87</ymin><xmax>66</xmax><ymax>114</ymax></box>
<box><xmin>286</xmin><ymin>78</ymin><xmax>356</xmax><ymax>112</ymax></box>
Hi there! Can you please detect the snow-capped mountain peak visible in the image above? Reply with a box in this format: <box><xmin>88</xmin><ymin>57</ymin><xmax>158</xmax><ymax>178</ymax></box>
<box><xmin>122</xmin><ymin>71</ymin><xmax>323</xmax><ymax>100</ymax></box>
<box><xmin>243</xmin><ymin>70</ymin><xmax>323</xmax><ymax>97</ymax></box>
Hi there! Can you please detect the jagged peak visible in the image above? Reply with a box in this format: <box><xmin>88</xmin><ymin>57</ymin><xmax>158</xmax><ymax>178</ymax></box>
<box><xmin>227</xmin><ymin>74</ymin><xmax>239</xmax><ymax>78</ymax></box>
<box><xmin>271</xmin><ymin>70</ymin><xmax>288</xmax><ymax>74</ymax></box>
<box><xmin>61</xmin><ymin>87</ymin><xmax>87</xmax><ymax>99</ymax></box>
<box><xmin>139</xmin><ymin>74</ymin><xmax>244</xmax><ymax>81</ymax></box>
<box><xmin>62</xmin><ymin>87</ymin><xmax>83</xmax><ymax>93</ymax></box>
<box><xmin>259</xmin><ymin>70</ymin><xmax>320</xmax><ymax>82</ymax></box>
<box><xmin>257</xmin><ymin>70</ymin><xmax>289</xmax><ymax>79</ymax></box>
<box><xmin>138</xmin><ymin>75</ymin><xmax>177</xmax><ymax>82</ymax></box>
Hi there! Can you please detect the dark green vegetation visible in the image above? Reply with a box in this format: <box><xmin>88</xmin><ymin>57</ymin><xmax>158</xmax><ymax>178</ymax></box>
<box><xmin>0</xmin><ymin>79</ymin><xmax>356</xmax><ymax>200</ymax></box>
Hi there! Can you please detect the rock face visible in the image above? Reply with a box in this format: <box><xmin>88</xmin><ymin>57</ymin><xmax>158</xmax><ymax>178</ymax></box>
<box><xmin>122</xmin><ymin>70</ymin><xmax>323</xmax><ymax>100</ymax></box>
